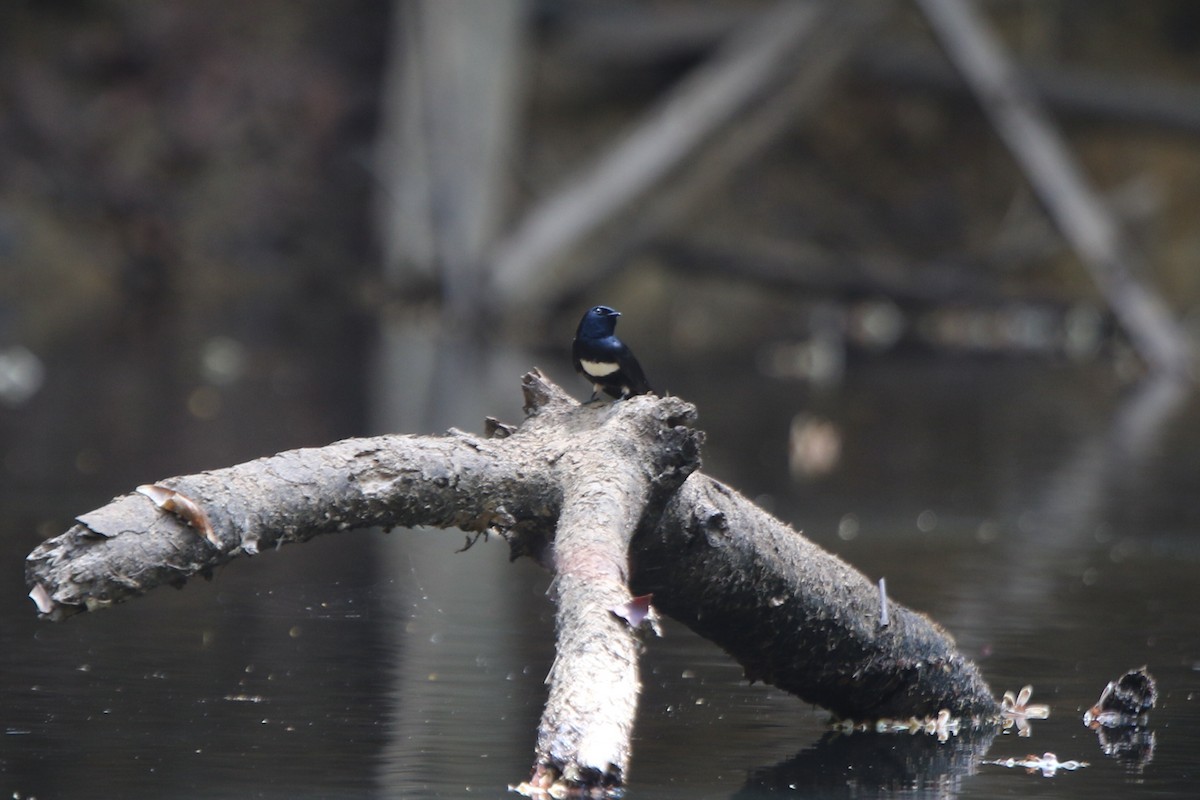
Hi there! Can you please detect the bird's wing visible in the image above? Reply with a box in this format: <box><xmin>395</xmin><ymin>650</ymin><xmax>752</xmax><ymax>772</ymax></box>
<box><xmin>617</xmin><ymin>343</ymin><xmax>652</xmax><ymax>394</ymax></box>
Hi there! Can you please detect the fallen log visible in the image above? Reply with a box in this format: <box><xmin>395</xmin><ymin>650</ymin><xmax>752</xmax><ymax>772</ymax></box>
<box><xmin>25</xmin><ymin>370</ymin><xmax>998</xmax><ymax>792</ymax></box>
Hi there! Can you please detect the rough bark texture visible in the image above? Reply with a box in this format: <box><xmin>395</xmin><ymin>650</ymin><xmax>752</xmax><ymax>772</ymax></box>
<box><xmin>520</xmin><ymin>371</ymin><xmax>703</xmax><ymax>787</ymax></box>
<box><xmin>632</xmin><ymin>474</ymin><xmax>998</xmax><ymax>722</ymax></box>
<box><xmin>26</xmin><ymin>433</ymin><xmax>558</xmax><ymax>616</ymax></box>
<box><xmin>25</xmin><ymin>371</ymin><xmax>999</xmax><ymax>792</ymax></box>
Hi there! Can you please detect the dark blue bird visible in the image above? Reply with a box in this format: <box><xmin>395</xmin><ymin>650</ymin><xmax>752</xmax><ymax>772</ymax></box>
<box><xmin>572</xmin><ymin>305</ymin><xmax>652</xmax><ymax>401</ymax></box>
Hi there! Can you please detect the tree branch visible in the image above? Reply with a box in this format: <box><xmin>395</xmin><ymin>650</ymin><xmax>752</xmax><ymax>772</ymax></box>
<box><xmin>634</xmin><ymin>473</ymin><xmax>997</xmax><ymax>721</ymax></box>
<box><xmin>488</xmin><ymin>0</ymin><xmax>832</xmax><ymax>311</ymax></box>
<box><xmin>26</xmin><ymin>432</ymin><xmax>554</xmax><ymax>615</ymax></box>
<box><xmin>25</xmin><ymin>371</ymin><xmax>997</xmax><ymax>792</ymax></box>
<box><xmin>525</xmin><ymin>372</ymin><xmax>702</xmax><ymax>787</ymax></box>
<box><xmin>916</xmin><ymin>0</ymin><xmax>1194</xmax><ymax>380</ymax></box>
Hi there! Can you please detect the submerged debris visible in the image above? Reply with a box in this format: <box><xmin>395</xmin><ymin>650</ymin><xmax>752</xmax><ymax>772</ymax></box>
<box><xmin>999</xmin><ymin>685</ymin><xmax>1050</xmax><ymax>737</ymax></box>
<box><xmin>830</xmin><ymin>709</ymin><xmax>961</xmax><ymax>742</ymax></box>
<box><xmin>1084</xmin><ymin>666</ymin><xmax>1157</xmax><ymax>728</ymax></box>
<box><xmin>983</xmin><ymin>752</ymin><xmax>1089</xmax><ymax>777</ymax></box>
<box><xmin>1084</xmin><ymin>667</ymin><xmax>1158</xmax><ymax>769</ymax></box>
<box><xmin>826</xmin><ymin>684</ymin><xmax>1054</xmax><ymax>743</ymax></box>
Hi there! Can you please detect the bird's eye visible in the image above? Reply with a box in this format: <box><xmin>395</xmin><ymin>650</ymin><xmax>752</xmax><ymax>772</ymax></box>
<box><xmin>592</xmin><ymin>306</ymin><xmax>605</xmax><ymax>314</ymax></box>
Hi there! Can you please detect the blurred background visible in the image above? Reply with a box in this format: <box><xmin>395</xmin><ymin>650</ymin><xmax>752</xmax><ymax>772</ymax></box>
<box><xmin>2</xmin><ymin>1</ymin><xmax>1199</xmax><ymax>798</ymax></box>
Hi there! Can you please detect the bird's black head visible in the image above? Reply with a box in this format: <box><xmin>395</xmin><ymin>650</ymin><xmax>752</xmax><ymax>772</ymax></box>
<box><xmin>577</xmin><ymin>305</ymin><xmax>621</xmax><ymax>339</ymax></box>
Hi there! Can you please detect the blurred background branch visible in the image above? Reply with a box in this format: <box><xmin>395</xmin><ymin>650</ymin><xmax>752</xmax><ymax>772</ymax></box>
<box><xmin>917</xmin><ymin>0</ymin><xmax>1193</xmax><ymax>378</ymax></box>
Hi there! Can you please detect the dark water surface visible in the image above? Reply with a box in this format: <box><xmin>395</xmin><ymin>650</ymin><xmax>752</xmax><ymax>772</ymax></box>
<box><xmin>2</xmin><ymin>342</ymin><xmax>1198</xmax><ymax>799</ymax></box>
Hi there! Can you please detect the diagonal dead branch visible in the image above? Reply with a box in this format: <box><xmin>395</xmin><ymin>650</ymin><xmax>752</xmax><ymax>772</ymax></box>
<box><xmin>916</xmin><ymin>0</ymin><xmax>1194</xmax><ymax>379</ymax></box>
<box><xmin>489</xmin><ymin>0</ymin><xmax>835</xmax><ymax>311</ymax></box>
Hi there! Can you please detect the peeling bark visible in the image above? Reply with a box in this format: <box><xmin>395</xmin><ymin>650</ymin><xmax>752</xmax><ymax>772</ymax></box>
<box><xmin>25</xmin><ymin>370</ymin><xmax>998</xmax><ymax>791</ymax></box>
<box><xmin>26</xmin><ymin>433</ymin><xmax>559</xmax><ymax>614</ymax></box>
